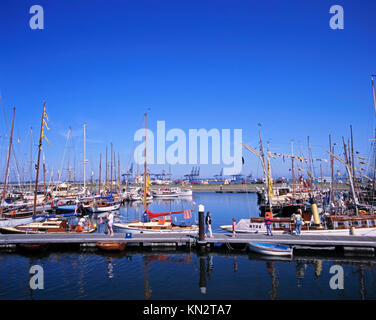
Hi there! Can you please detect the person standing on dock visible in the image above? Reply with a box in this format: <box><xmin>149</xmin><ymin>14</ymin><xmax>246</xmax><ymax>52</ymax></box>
<box><xmin>232</xmin><ymin>218</ymin><xmax>237</xmax><ymax>237</ymax></box>
<box><xmin>265</xmin><ymin>212</ymin><xmax>273</xmax><ymax>236</ymax></box>
<box><xmin>205</xmin><ymin>212</ymin><xmax>213</xmax><ymax>238</ymax></box>
<box><xmin>107</xmin><ymin>211</ymin><xmax>114</xmax><ymax>237</ymax></box>
<box><xmin>293</xmin><ymin>209</ymin><xmax>303</xmax><ymax>235</ymax></box>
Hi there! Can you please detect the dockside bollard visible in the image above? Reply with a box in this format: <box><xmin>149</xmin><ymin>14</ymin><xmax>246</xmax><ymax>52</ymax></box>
<box><xmin>199</xmin><ymin>204</ymin><xmax>205</xmax><ymax>241</ymax></box>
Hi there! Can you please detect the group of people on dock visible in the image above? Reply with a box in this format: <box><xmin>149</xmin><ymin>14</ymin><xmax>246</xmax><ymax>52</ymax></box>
<box><xmin>265</xmin><ymin>208</ymin><xmax>304</xmax><ymax>236</ymax></box>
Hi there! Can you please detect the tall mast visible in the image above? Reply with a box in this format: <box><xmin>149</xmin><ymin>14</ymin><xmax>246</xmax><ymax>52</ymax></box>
<box><xmin>43</xmin><ymin>152</ymin><xmax>46</xmax><ymax>198</ymax></box>
<box><xmin>372</xmin><ymin>75</ymin><xmax>376</xmax><ymax>117</ymax></box>
<box><xmin>118</xmin><ymin>152</ymin><xmax>120</xmax><ymax>188</ymax></box>
<box><xmin>67</xmin><ymin>126</ymin><xmax>71</xmax><ymax>183</ymax></box>
<box><xmin>350</xmin><ymin>125</ymin><xmax>355</xmax><ymax>183</ymax></box>
<box><xmin>266</xmin><ymin>142</ymin><xmax>273</xmax><ymax>215</ymax></box>
<box><xmin>320</xmin><ymin>163</ymin><xmax>323</xmax><ymax>188</ymax></box>
<box><xmin>30</xmin><ymin>126</ymin><xmax>33</xmax><ymax>192</ymax></box>
<box><xmin>371</xmin><ymin>76</ymin><xmax>376</xmax><ymax>204</ymax></box>
<box><xmin>144</xmin><ymin>113</ymin><xmax>147</xmax><ymax>209</ymax></box>
<box><xmin>1</xmin><ymin>107</ymin><xmax>15</xmax><ymax>207</ymax></box>
<box><xmin>98</xmin><ymin>153</ymin><xmax>102</xmax><ymax>194</ymax></box>
<box><xmin>83</xmin><ymin>123</ymin><xmax>87</xmax><ymax>192</ymax></box>
<box><xmin>105</xmin><ymin>146</ymin><xmax>108</xmax><ymax>187</ymax></box>
<box><xmin>33</xmin><ymin>103</ymin><xmax>46</xmax><ymax>215</ymax></box>
<box><xmin>110</xmin><ymin>143</ymin><xmax>113</xmax><ymax>191</ymax></box>
<box><xmin>342</xmin><ymin>136</ymin><xmax>359</xmax><ymax>214</ymax></box>
<box><xmin>291</xmin><ymin>139</ymin><xmax>295</xmax><ymax>198</ymax></box>
<box><xmin>329</xmin><ymin>135</ymin><xmax>334</xmax><ymax>203</ymax></box>
<box><xmin>307</xmin><ymin>136</ymin><xmax>313</xmax><ymax>192</ymax></box>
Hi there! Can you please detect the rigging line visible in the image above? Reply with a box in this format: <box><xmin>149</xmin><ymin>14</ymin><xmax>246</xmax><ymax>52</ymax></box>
<box><xmin>58</xmin><ymin>128</ymin><xmax>71</xmax><ymax>183</ymax></box>
<box><xmin>0</xmin><ymin>94</ymin><xmax>22</xmax><ymax>182</ymax></box>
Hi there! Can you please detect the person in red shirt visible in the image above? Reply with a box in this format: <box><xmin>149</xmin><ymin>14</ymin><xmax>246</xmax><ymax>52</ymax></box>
<box><xmin>265</xmin><ymin>212</ymin><xmax>273</xmax><ymax>236</ymax></box>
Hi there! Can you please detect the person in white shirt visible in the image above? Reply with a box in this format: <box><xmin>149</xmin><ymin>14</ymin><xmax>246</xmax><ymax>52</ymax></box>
<box><xmin>107</xmin><ymin>211</ymin><xmax>114</xmax><ymax>236</ymax></box>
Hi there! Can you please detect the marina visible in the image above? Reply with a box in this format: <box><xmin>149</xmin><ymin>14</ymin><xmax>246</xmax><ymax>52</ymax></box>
<box><xmin>1</xmin><ymin>0</ymin><xmax>376</xmax><ymax>305</ymax></box>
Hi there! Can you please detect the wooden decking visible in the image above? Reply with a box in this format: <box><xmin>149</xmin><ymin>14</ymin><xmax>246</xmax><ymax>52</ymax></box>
<box><xmin>0</xmin><ymin>232</ymin><xmax>376</xmax><ymax>249</ymax></box>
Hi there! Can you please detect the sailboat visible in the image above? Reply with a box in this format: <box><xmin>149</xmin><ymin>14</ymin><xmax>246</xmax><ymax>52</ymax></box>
<box><xmin>113</xmin><ymin>113</ymin><xmax>198</xmax><ymax>234</ymax></box>
<box><xmin>0</xmin><ymin>107</ymin><xmax>46</xmax><ymax>227</ymax></box>
<box><xmin>221</xmin><ymin>76</ymin><xmax>376</xmax><ymax>236</ymax></box>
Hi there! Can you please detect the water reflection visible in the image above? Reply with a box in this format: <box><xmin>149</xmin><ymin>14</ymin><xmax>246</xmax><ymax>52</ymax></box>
<box><xmin>107</xmin><ymin>257</ymin><xmax>114</xmax><ymax>279</ymax></box>
<box><xmin>2</xmin><ymin>248</ymin><xmax>376</xmax><ymax>299</ymax></box>
<box><xmin>296</xmin><ymin>260</ymin><xmax>307</xmax><ymax>288</ymax></box>
<box><xmin>266</xmin><ymin>262</ymin><xmax>279</xmax><ymax>300</ymax></box>
<box><xmin>199</xmin><ymin>257</ymin><xmax>207</xmax><ymax>294</ymax></box>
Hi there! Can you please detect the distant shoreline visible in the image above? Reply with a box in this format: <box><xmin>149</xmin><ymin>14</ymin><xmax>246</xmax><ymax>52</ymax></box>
<box><xmin>3</xmin><ymin>182</ymin><xmax>351</xmax><ymax>193</ymax></box>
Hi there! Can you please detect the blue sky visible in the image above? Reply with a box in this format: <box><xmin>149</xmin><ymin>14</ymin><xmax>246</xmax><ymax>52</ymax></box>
<box><xmin>0</xmin><ymin>0</ymin><xmax>375</xmax><ymax>182</ymax></box>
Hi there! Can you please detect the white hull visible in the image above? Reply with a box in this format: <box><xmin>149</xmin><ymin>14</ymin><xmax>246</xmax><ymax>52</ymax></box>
<box><xmin>221</xmin><ymin>219</ymin><xmax>376</xmax><ymax>236</ymax></box>
<box><xmin>152</xmin><ymin>194</ymin><xmax>179</xmax><ymax>199</ymax></box>
<box><xmin>248</xmin><ymin>243</ymin><xmax>293</xmax><ymax>256</ymax></box>
<box><xmin>0</xmin><ymin>216</ymin><xmax>44</xmax><ymax>228</ymax></box>
<box><xmin>86</xmin><ymin>204</ymin><xmax>120</xmax><ymax>213</ymax></box>
<box><xmin>113</xmin><ymin>223</ymin><xmax>198</xmax><ymax>234</ymax></box>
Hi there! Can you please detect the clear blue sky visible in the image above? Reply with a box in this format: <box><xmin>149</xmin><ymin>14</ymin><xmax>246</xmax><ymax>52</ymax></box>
<box><xmin>0</xmin><ymin>0</ymin><xmax>375</xmax><ymax>182</ymax></box>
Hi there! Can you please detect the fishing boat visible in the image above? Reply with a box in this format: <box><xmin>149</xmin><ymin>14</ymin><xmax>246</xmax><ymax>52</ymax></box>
<box><xmin>248</xmin><ymin>242</ymin><xmax>293</xmax><ymax>256</ymax></box>
<box><xmin>96</xmin><ymin>242</ymin><xmax>126</xmax><ymax>251</ymax></box>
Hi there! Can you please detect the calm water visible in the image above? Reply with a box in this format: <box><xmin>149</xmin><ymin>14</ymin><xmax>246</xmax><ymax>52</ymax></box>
<box><xmin>1</xmin><ymin>193</ymin><xmax>376</xmax><ymax>300</ymax></box>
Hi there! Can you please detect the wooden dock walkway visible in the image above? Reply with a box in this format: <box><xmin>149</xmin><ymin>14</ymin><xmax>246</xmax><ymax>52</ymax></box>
<box><xmin>0</xmin><ymin>232</ymin><xmax>376</xmax><ymax>250</ymax></box>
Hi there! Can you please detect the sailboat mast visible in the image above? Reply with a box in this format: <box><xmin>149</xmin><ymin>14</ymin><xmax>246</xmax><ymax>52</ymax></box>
<box><xmin>350</xmin><ymin>125</ymin><xmax>355</xmax><ymax>182</ymax></box>
<box><xmin>1</xmin><ymin>107</ymin><xmax>15</xmax><ymax>206</ymax></box>
<box><xmin>98</xmin><ymin>153</ymin><xmax>102</xmax><ymax>195</ymax></box>
<box><xmin>83</xmin><ymin>123</ymin><xmax>87</xmax><ymax>192</ymax></box>
<box><xmin>110</xmin><ymin>143</ymin><xmax>113</xmax><ymax>191</ymax></box>
<box><xmin>43</xmin><ymin>152</ymin><xmax>46</xmax><ymax>198</ymax></box>
<box><xmin>291</xmin><ymin>140</ymin><xmax>295</xmax><ymax>198</ymax></box>
<box><xmin>371</xmin><ymin>76</ymin><xmax>376</xmax><ymax>205</ymax></box>
<box><xmin>372</xmin><ymin>75</ymin><xmax>376</xmax><ymax>117</ymax></box>
<box><xmin>105</xmin><ymin>146</ymin><xmax>108</xmax><ymax>187</ymax></box>
<box><xmin>342</xmin><ymin>137</ymin><xmax>359</xmax><ymax>214</ymax></box>
<box><xmin>33</xmin><ymin>103</ymin><xmax>46</xmax><ymax>215</ymax></box>
<box><xmin>144</xmin><ymin>113</ymin><xmax>147</xmax><ymax>208</ymax></box>
<box><xmin>30</xmin><ymin>126</ymin><xmax>32</xmax><ymax>192</ymax></box>
<box><xmin>118</xmin><ymin>152</ymin><xmax>120</xmax><ymax>188</ymax></box>
<box><xmin>329</xmin><ymin>134</ymin><xmax>334</xmax><ymax>203</ymax></box>
<box><xmin>67</xmin><ymin>127</ymin><xmax>71</xmax><ymax>183</ymax></box>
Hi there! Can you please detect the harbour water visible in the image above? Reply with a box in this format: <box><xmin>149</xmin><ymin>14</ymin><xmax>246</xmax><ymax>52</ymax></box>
<box><xmin>1</xmin><ymin>193</ymin><xmax>376</xmax><ymax>300</ymax></box>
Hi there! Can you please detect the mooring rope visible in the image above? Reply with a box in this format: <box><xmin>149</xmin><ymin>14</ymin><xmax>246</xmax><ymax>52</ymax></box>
<box><xmin>225</xmin><ymin>242</ymin><xmax>248</xmax><ymax>251</ymax></box>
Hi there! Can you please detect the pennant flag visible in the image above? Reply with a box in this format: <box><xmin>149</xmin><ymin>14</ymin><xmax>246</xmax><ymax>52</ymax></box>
<box><xmin>41</xmin><ymin>107</ymin><xmax>51</xmax><ymax>146</ymax></box>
